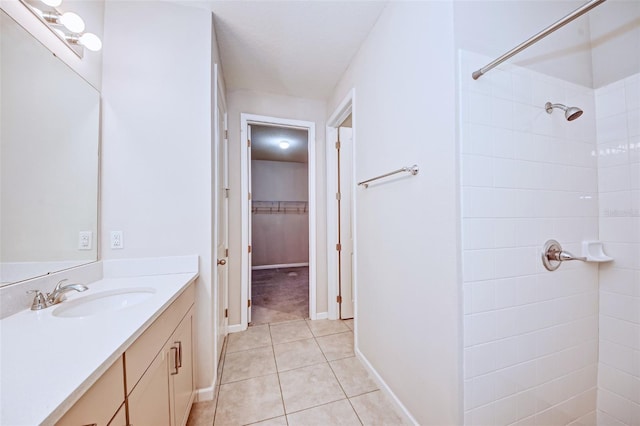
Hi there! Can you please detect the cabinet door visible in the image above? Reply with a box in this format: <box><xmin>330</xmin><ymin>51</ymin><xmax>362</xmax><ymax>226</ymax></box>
<box><xmin>170</xmin><ymin>311</ymin><xmax>194</xmax><ymax>426</ymax></box>
<box><xmin>107</xmin><ymin>403</ymin><xmax>126</xmax><ymax>426</ymax></box>
<box><xmin>128</xmin><ymin>351</ymin><xmax>171</xmax><ymax>426</ymax></box>
<box><xmin>56</xmin><ymin>357</ymin><xmax>124</xmax><ymax>426</ymax></box>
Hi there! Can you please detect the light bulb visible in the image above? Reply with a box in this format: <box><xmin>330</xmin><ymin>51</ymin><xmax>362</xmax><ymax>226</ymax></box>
<box><xmin>53</xmin><ymin>28</ymin><xmax>66</xmax><ymax>39</ymax></box>
<box><xmin>279</xmin><ymin>141</ymin><xmax>290</xmax><ymax>150</ymax></box>
<box><xmin>60</xmin><ymin>11</ymin><xmax>84</xmax><ymax>33</ymax></box>
<box><xmin>40</xmin><ymin>0</ymin><xmax>62</xmax><ymax>6</ymax></box>
<box><xmin>79</xmin><ymin>33</ymin><xmax>102</xmax><ymax>51</ymax></box>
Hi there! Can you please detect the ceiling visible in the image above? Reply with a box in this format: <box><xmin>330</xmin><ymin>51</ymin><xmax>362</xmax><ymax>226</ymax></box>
<box><xmin>204</xmin><ymin>1</ymin><xmax>388</xmax><ymax>100</ymax></box>
<box><xmin>251</xmin><ymin>125</ymin><xmax>308</xmax><ymax>163</ymax></box>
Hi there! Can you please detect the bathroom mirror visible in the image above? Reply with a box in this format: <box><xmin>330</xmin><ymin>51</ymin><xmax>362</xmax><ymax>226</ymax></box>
<box><xmin>0</xmin><ymin>10</ymin><xmax>100</xmax><ymax>286</ymax></box>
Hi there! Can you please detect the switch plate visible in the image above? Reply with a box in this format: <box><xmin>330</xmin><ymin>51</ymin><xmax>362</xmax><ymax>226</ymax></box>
<box><xmin>110</xmin><ymin>231</ymin><xmax>124</xmax><ymax>249</ymax></box>
<box><xmin>78</xmin><ymin>231</ymin><xmax>92</xmax><ymax>250</ymax></box>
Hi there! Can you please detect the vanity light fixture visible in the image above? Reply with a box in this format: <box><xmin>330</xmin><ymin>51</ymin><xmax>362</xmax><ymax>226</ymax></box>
<box><xmin>279</xmin><ymin>141</ymin><xmax>290</xmax><ymax>150</ymax></box>
<box><xmin>40</xmin><ymin>10</ymin><xmax>84</xmax><ymax>33</ymax></box>
<box><xmin>58</xmin><ymin>11</ymin><xmax>84</xmax><ymax>33</ymax></box>
<box><xmin>21</xmin><ymin>0</ymin><xmax>102</xmax><ymax>55</ymax></box>
<box><xmin>66</xmin><ymin>32</ymin><xmax>103</xmax><ymax>52</ymax></box>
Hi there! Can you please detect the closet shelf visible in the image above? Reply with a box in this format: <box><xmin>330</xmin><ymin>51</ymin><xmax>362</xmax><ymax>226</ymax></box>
<box><xmin>252</xmin><ymin>200</ymin><xmax>308</xmax><ymax>214</ymax></box>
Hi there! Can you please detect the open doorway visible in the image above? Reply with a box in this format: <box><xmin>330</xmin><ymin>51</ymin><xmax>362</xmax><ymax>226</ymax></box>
<box><xmin>240</xmin><ymin>114</ymin><xmax>317</xmax><ymax>329</ymax></box>
<box><xmin>250</xmin><ymin>125</ymin><xmax>309</xmax><ymax>325</ymax></box>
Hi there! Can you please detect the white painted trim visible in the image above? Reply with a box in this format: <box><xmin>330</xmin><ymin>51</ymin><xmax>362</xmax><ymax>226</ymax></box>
<box><xmin>355</xmin><ymin>348</ymin><xmax>418</xmax><ymax>425</ymax></box>
<box><xmin>212</xmin><ymin>64</ymin><xmax>221</xmax><ymax>395</ymax></box>
<box><xmin>314</xmin><ymin>312</ymin><xmax>328</xmax><ymax>320</ymax></box>
<box><xmin>326</xmin><ymin>89</ymin><xmax>356</xmax><ymax>321</ymax></box>
<box><xmin>252</xmin><ymin>262</ymin><xmax>309</xmax><ymax>270</ymax></box>
<box><xmin>227</xmin><ymin>323</ymin><xmax>246</xmax><ymax>333</ymax></box>
<box><xmin>195</xmin><ymin>386</ymin><xmax>215</xmax><ymax>402</ymax></box>
<box><xmin>240</xmin><ymin>113</ymin><xmax>317</xmax><ymax>329</ymax></box>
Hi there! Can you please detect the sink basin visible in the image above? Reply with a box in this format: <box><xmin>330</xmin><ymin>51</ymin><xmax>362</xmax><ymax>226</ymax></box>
<box><xmin>52</xmin><ymin>288</ymin><xmax>156</xmax><ymax>318</ymax></box>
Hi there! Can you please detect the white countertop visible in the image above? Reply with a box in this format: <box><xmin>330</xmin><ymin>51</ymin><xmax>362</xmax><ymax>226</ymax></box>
<box><xmin>0</xmin><ymin>271</ymin><xmax>197</xmax><ymax>425</ymax></box>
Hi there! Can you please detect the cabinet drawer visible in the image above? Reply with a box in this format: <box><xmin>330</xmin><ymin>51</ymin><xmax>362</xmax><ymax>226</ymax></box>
<box><xmin>56</xmin><ymin>356</ymin><xmax>124</xmax><ymax>426</ymax></box>
<box><xmin>125</xmin><ymin>284</ymin><xmax>194</xmax><ymax>394</ymax></box>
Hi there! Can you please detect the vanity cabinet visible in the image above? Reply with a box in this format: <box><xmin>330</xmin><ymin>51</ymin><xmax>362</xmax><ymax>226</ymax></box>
<box><xmin>54</xmin><ymin>283</ymin><xmax>195</xmax><ymax>426</ymax></box>
<box><xmin>55</xmin><ymin>356</ymin><xmax>125</xmax><ymax>426</ymax></box>
<box><xmin>126</xmin><ymin>284</ymin><xmax>195</xmax><ymax>426</ymax></box>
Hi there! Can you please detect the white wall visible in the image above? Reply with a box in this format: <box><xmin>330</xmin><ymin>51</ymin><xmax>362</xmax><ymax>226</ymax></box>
<box><xmin>251</xmin><ymin>160</ymin><xmax>309</xmax><ymax>267</ymax></box>
<box><xmin>460</xmin><ymin>50</ymin><xmax>600</xmax><ymax>425</ymax></box>
<box><xmin>589</xmin><ymin>1</ymin><xmax>640</xmax><ymax>89</ymax></box>
<box><xmin>595</xmin><ymin>72</ymin><xmax>640</xmax><ymax>426</ymax></box>
<box><xmin>227</xmin><ymin>90</ymin><xmax>327</xmax><ymax>324</ymax></box>
<box><xmin>328</xmin><ymin>3</ymin><xmax>461</xmax><ymax>424</ymax></box>
<box><xmin>101</xmin><ymin>0</ymin><xmax>218</xmax><ymax>395</ymax></box>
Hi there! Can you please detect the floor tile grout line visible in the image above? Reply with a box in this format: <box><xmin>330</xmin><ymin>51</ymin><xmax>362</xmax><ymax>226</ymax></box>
<box><xmin>284</xmin><ymin>396</ymin><xmax>357</xmax><ymax>418</ymax></box>
<box><xmin>211</xmin><ymin>334</ymin><xmax>229</xmax><ymax>426</ymax></box>
<box><xmin>324</xmin><ymin>349</ymin><xmax>365</xmax><ymax>425</ymax></box>
<box><xmin>268</xmin><ymin>323</ymin><xmax>290</xmax><ymax>426</ymax></box>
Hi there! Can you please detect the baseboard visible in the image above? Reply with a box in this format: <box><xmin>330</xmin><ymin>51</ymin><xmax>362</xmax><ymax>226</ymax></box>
<box><xmin>195</xmin><ymin>386</ymin><xmax>214</xmax><ymax>402</ymax></box>
<box><xmin>355</xmin><ymin>348</ymin><xmax>418</xmax><ymax>425</ymax></box>
<box><xmin>314</xmin><ymin>312</ymin><xmax>328</xmax><ymax>320</ymax></box>
<box><xmin>252</xmin><ymin>262</ymin><xmax>309</xmax><ymax>270</ymax></box>
<box><xmin>228</xmin><ymin>323</ymin><xmax>246</xmax><ymax>333</ymax></box>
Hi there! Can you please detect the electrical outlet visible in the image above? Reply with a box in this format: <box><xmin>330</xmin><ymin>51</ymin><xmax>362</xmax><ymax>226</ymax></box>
<box><xmin>110</xmin><ymin>231</ymin><xmax>124</xmax><ymax>249</ymax></box>
<box><xmin>78</xmin><ymin>231</ymin><xmax>92</xmax><ymax>250</ymax></box>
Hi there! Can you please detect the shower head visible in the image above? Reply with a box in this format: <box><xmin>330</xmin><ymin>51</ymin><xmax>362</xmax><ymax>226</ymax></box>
<box><xmin>545</xmin><ymin>102</ymin><xmax>583</xmax><ymax>121</ymax></box>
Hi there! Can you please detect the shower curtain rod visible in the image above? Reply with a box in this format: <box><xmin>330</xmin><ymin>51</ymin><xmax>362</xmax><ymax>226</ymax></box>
<box><xmin>472</xmin><ymin>0</ymin><xmax>607</xmax><ymax>80</ymax></box>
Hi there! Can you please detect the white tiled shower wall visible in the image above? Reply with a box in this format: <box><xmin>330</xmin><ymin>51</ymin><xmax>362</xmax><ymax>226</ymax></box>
<box><xmin>460</xmin><ymin>51</ymin><xmax>600</xmax><ymax>426</ymax></box>
<box><xmin>595</xmin><ymin>73</ymin><xmax>640</xmax><ymax>426</ymax></box>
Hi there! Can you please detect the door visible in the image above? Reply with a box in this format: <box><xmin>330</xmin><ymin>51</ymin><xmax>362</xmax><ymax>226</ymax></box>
<box><xmin>216</xmin><ymin>103</ymin><xmax>228</xmax><ymax>361</ymax></box>
<box><xmin>247</xmin><ymin>124</ymin><xmax>253</xmax><ymax>323</ymax></box>
<box><xmin>170</xmin><ymin>312</ymin><xmax>194</xmax><ymax>426</ymax></box>
<box><xmin>338</xmin><ymin>126</ymin><xmax>354</xmax><ymax>319</ymax></box>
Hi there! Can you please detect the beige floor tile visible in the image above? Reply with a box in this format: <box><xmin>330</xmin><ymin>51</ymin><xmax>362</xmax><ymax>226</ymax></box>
<box><xmin>306</xmin><ymin>319</ymin><xmax>350</xmax><ymax>336</ymax></box>
<box><xmin>186</xmin><ymin>401</ymin><xmax>215</xmax><ymax>426</ymax></box>
<box><xmin>270</xmin><ymin>320</ymin><xmax>313</xmax><ymax>344</ymax></box>
<box><xmin>252</xmin><ymin>306</ymin><xmax>305</xmax><ymax>326</ymax></box>
<box><xmin>279</xmin><ymin>363</ymin><xmax>346</xmax><ymax>413</ymax></box>
<box><xmin>330</xmin><ymin>356</ymin><xmax>378</xmax><ymax>397</ymax></box>
<box><xmin>221</xmin><ymin>346</ymin><xmax>276</xmax><ymax>384</ymax></box>
<box><xmin>226</xmin><ymin>324</ymin><xmax>272</xmax><ymax>353</ymax></box>
<box><xmin>273</xmin><ymin>338</ymin><xmax>326</xmax><ymax>372</ymax></box>
<box><xmin>247</xmin><ymin>416</ymin><xmax>288</xmax><ymax>425</ymax></box>
<box><xmin>350</xmin><ymin>391</ymin><xmax>409</xmax><ymax>426</ymax></box>
<box><xmin>287</xmin><ymin>399</ymin><xmax>362</xmax><ymax>426</ymax></box>
<box><xmin>343</xmin><ymin>319</ymin><xmax>354</xmax><ymax>330</ymax></box>
<box><xmin>316</xmin><ymin>331</ymin><xmax>354</xmax><ymax>361</ymax></box>
<box><xmin>214</xmin><ymin>374</ymin><xmax>284</xmax><ymax>425</ymax></box>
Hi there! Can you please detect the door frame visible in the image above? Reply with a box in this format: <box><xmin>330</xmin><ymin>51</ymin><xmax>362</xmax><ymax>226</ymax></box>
<box><xmin>240</xmin><ymin>113</ymin><xmax>317</xmax><ymax>329</ymax></box>
<box><xmin>326</xmin><ymin>89</ymin><xmax>357</xmax><ymax>320</ymax></box>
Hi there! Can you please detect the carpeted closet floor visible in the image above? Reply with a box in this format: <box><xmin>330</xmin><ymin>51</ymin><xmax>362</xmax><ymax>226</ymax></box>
<box><xmin>250</xmin><ymin>266</ymin><xmax>309</xmax><ymax>326</ymax></box>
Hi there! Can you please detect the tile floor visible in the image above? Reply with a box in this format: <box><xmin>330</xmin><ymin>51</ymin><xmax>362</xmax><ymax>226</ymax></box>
<box><xmin>187</xmin><ymin>319</ymin><xmax>409</xmax><ymax>426</ymax></box>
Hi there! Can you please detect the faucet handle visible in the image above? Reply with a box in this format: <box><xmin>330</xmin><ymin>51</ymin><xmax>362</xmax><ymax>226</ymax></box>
<box><xmin>26</xmin><ymin>290</ymin><xmax>48</xmax><ymax>310</ymax></box>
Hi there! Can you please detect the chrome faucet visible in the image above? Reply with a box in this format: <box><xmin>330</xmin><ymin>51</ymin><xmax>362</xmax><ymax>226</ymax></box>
<box><xmin>46</xmin><ymin>279</ymin><xmax>88</xmax><ymax>305</ymax></box>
